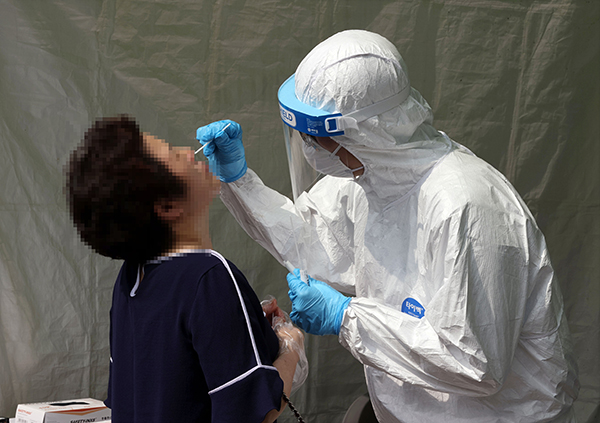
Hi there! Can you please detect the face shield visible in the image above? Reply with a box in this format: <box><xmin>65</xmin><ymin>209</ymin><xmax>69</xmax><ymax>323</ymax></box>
<box><xmin>278</xmin><ymin>74</ymin><xmax>411</xmax><ymax>200</ymax></box>
<box><xmin>280</xmin><ymin>125</ymin><xmax>318</xmax><ymax>201</ymax></box>
<box><xmin>279</xmin><ymin>75</ymin><xmax>348</xmax><ymax>200</ymax></box>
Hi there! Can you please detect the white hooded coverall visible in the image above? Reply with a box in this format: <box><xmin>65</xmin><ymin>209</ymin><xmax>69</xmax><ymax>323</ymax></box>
<box><xmin>221</xmin><ymin>30</ymin><xmax>579</xmax><ymax>422</ymax></box>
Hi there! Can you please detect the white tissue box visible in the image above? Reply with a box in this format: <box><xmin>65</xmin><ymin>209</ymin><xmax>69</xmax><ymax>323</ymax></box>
<box><xmin>15</xmin><ymin>398</ymin><xmax>110</xmax><ymax>423</ymax></box>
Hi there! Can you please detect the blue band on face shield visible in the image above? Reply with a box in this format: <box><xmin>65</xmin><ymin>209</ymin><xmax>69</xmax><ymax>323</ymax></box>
<box><xmin>278</xmin><ymin>75</ymin><xmax>345</xmax><ymax>137</ymax></box>
<box><xmin>278</xmin><ymin>73</ymin><xmax>411</xmax><ymax>138</ymax></box>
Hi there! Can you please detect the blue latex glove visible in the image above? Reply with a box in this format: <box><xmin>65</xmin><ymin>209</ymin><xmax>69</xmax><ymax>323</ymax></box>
<box><xmin>287</xmin><ymin>269</ymin><xmax>351</xmax><ymax>336</ymax></box>
<box><xmin>196</xmin><ymin>120</ymin><xmax>247</xmax><ymax>182</ymax></box>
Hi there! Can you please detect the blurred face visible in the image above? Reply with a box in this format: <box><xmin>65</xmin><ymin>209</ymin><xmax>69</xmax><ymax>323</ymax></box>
<box><xmin>143</xmin><ymin>133</ymin><xmax>220</xmax><ymax>213</ymax></box>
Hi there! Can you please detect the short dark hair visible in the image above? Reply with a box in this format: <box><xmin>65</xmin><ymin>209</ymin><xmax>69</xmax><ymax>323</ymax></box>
<box><xmin>66</xmin><ymin>116</ymin><xmax>186</xmax><ymax>263</ymax></box>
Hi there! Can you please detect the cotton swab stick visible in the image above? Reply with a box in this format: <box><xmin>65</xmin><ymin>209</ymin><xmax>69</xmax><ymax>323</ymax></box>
<box><xmin>289</xmin><ymin>216</ymin><xmax>309</xmax><ymax>284</ymax></box>
<box><xmin>195</xmin><ymin>143</ymin><xmax>209</xmax><ymax>155</ymax></box>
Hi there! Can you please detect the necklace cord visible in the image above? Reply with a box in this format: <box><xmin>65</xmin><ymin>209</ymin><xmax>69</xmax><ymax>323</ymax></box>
<box><xmin>282</xmin><ymin>392</ymin><xmax>305</xmax><ymax>423</ymax></box>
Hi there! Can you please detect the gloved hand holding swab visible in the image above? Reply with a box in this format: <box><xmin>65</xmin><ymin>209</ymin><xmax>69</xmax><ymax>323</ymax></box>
<box><xmin>195</xmin><ymin>122</ymin><xmax>232</xmax><ymax>155</ymax></box>
<box><xmin>195</xmin><ymin>121</ymin><xmax>246</xmax><ymax>182</ymax></box>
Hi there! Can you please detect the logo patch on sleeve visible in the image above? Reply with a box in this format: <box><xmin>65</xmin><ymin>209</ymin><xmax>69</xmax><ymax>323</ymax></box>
<box><xmin>402</xmin><ymin>297</ymin><xmax>425</xmax><ymax>319</ymax></box>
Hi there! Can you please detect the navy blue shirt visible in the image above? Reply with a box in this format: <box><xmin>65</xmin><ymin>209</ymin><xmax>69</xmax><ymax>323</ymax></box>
<box><xmin>105</xmin><ymin>250</ymin><xmax>283</xmax><ymax>422</ymax></box>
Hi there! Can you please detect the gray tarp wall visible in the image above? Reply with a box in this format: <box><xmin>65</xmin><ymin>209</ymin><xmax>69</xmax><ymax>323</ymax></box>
<box><xmin>0</xmin><ymin>0</ymin><xmax>598</xmax><ymax>421</ymax></box>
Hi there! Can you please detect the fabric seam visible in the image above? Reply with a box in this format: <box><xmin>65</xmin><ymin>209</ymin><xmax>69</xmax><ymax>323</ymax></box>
<box><xmin>208</xmin><ymin>364</ymin><xmax>279</xmax><ymax>395</ymax></box>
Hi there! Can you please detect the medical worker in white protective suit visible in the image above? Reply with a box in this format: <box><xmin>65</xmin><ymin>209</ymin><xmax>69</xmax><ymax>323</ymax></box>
<box><xmin>196</xmin><ymin>30</ymin><xmax>579</xmax><ymax>422</ymax></box>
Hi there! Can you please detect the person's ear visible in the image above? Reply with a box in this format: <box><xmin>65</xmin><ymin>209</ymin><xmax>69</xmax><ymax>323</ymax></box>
<box><xmin>154</xmin><ymin>199</ymin><xmax>184</xmax><ymax>222</ymax></box>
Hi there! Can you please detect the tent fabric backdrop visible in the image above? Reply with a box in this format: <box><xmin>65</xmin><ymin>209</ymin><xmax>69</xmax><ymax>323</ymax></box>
<box><xmin>0</xmin><ymin>0</ymin><xmax>598</xmax><ymax>421</ymax></box>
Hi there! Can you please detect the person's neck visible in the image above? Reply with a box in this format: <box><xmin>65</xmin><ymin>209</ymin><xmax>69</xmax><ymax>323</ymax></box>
<box><xmin>169</xmin><ymin>214</ymin><xmax>212</xmax><ymax>254</ymax></box>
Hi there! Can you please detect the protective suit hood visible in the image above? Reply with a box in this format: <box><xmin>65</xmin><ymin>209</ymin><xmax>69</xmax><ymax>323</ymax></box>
<box><xmin>295</xmin><ymin>30</ymin><xmax>452</xmax><ymax>206</ymax></box>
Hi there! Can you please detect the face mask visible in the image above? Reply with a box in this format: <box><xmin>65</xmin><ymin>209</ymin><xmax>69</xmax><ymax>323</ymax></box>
<box><xmin>302</xmin><ymin>140</ymin><xmax>364</xmax><ymax>178</ymax></box>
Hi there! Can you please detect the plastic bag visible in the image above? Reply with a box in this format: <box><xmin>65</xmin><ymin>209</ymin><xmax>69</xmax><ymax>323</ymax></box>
<box><xmin>261</xmin><ymin>296</ymin><xmax>309</xmax><ymax>393</ymax></box>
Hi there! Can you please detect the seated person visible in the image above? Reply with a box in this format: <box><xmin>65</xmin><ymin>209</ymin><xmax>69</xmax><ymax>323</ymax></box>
<box><xmin>65</xmin><ymin>115</ymin><xmax>304</xmax><ymax>423</ymax></box>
